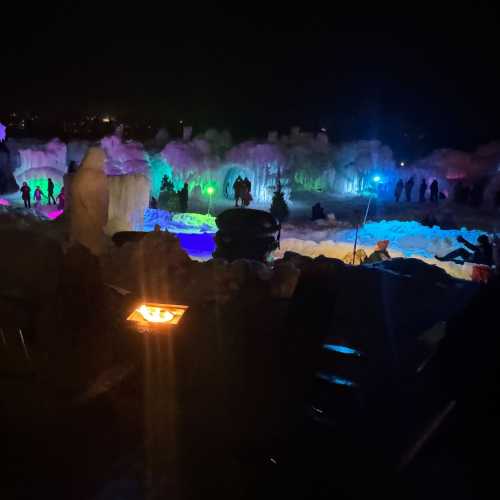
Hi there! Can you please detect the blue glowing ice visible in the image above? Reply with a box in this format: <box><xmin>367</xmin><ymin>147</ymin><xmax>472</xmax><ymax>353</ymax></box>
<box><xmin>323</xmin><ymin>344</ymin><xmax>362</xmax><ymax>356</ymax></box>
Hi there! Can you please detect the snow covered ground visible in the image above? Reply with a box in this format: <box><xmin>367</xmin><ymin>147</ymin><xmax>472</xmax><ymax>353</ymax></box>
<box><xmin>277</xmin><ymin>218</ymin><xmax>488</xmax><ymax>280</ymax></box>
<box><xmin>3</xmin><ymin>190</ymin><xmax>494</xmax><ymax>279</ymax></box>
<box><xmin>142</xmin><ymin>207</ymin><xmax>490</xmax><ymax>279</ymax></box>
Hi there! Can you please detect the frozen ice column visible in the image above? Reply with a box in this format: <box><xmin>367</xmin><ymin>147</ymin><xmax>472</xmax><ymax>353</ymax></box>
<box><xmin>69</xmin><ymin>147</ymin><xmax>109</xmax><ymax>255</ymax></box>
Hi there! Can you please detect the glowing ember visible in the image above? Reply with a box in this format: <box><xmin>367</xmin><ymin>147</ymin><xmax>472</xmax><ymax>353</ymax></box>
<box><xmin>136</xmin><ymin>304</ymin><xmax>174</xmax><ymax>323</ymax></box>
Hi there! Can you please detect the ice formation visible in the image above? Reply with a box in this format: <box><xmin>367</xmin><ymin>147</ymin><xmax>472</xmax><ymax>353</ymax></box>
<box><xmin>13</xmin><ymin>138</ymin><xmax>67</xmax><ymax>194</ymax></box>
<box><xmin>105</xmin><ymin>174</ymin><xmax>151</xmax><ymax>234</ymax></box>
<box><xmin>100</xmin><ymin>134</ymin><xmax>149</xmax><ymax>176</ymax></box>
<box><xmin>69</xmin><ymin>147</ymin><xmax>109</xmax><ymax>255</ymax></box>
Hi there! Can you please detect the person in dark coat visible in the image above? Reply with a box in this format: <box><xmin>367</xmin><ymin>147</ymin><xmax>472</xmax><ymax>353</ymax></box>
<box><xmin>233</xmin><ymin>176</ymin><xmax>243</xmax><ymax>207</ymax></box>
<box><xmin>47</xmin><ymin>178</ymin><xmax>56</xmax><ymax>205</ymax></box>
<box><xmin>419</xmin><ymin>179</ymin><xmax>427</xmax><ymax>203</ymax></box>
<box><xmin>404</xmin><ymin>177</ymin><xmax>415</xmax><ymax>202</ymax></box>
<box><xmin>394</xmin><ymin>179</ymin><xmax>404</xmax><ymax>202</ymax></box>
<box><xmin>435</xmin><ymin>234</ymin><xmax>493</xmax><ymax>266</ymax></box>
<box><xmin>56</xmin><ymin>187</ymin><xmax>65</xmax><ymax>210</ymax></box>
<box><xmin>179</xmin><ymin>182</ymin><xmax>189</xmax><ymax>212</ymax></box>
<box><xmin>150</xmin><ymin>196</ymin><xmax>158</xmax><ymax>209</ymax></box>
<box><xmin>20</xmin><ymin>181</ymin><xmax>31</xmax><ymax>208</ymax></box>
<box><xmin>453</xmin><ymin>181</ymin><xmax>464</xmax><ymax>204</ymax></box>
<box><xmin>430</xmin><ymin>179</ymin><xmax>439</xmax><ymax>203</ymax></box>
<box><xmin>243</xmin><ymin>177</ymin><xmax>251</xmax><ymax>194</ymax></box>
<box><xmin>311</xmin><ymin>203</ymin><xmax>326</xmax><ymax>221</ymax></box>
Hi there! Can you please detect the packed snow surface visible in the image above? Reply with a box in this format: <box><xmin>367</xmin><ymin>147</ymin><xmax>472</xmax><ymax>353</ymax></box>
<box><xmin>142</xmin><ymin>210</ymin><xmax>488</xmax><ymax>279</ymax></box>
<box><xmin>277</xmin><ymin>218</ymin><xmax>490</xmax><ymax>280</ymax></box>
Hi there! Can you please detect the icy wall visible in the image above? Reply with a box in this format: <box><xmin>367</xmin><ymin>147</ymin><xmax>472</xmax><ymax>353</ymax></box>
<box><xmin>101</xmin><ymin>134</ymin><xmax>149</xmax><ymax>176</ymax></box>
<box><xmin>67</xmin><ymin>140</ymin><xmax>92</xmax><ymax>167</ymax></box>
<box><xmin>13</xmin><ymin>138</ymin><xmax>67</xmax><ymax>195</ymax></box>
<box><xmin>159</xmin><ymin>139</ymin><xmax>216</xmax><ymax>196</ymax></box>
<box><xmin>224</xmin><ymin>142</ymin><xmax>288</xmax><ymax>203</ymax></box>
<box><xmin>105</xmin><ymin>174</ymin><xmax>151</xmax><ymax>234</ymax></box>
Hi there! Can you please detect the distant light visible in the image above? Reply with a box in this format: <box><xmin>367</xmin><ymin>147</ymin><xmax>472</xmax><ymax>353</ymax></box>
<box><xmin>373</xmin><ymin>176</ymin><xmax>381</xmax><ymax>183</ymax></box>
<box><xmin>102</xmin><ymin>116</ymin><xmax>111</xmax><ymax>123</ymax></box>
<box><xmin>207</xmin><ymin>186</ymin><xmax>214</xmax><ymax>195</ymax></box>
<box><xmin>400</xmin><ymin>161</ymin><xmax>405</xmax><ymax>167</ymax></box>
<box><xmin>179</xmin><ymin>120</ymin><xmax>183</xmax><ymax>124</ymax></box>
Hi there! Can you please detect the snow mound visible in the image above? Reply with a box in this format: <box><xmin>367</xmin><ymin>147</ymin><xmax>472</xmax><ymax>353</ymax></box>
<box><xmin>277</xmin><ymin>219</ymin><xmax>490</xmax><ymax>280</ymax></box>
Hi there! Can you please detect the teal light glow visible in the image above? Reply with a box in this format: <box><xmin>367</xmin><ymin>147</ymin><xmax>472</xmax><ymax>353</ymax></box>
<box><xmin>316</xmin><ymin>371</ymin><xmax>358</xmax><ymax>387</ymax></box>
<box><xmin>323</xmin><ymin>344</ymin><xmax>362</xmax><ymax>357</ymax></box>
<box><xmin>148</xmin><ymin>154</ymin><xmax>174</xmax><ymax>198</ymax></box>
<box><xmin>26</xmin><ymin>178</ymin><xmax>63</xmax><ymax>201</ymax></box>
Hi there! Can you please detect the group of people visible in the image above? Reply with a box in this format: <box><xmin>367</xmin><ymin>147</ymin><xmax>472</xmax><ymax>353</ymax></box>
<box><xmin>20</xmin><ymin>178</ymin><xmax>64</xmax><ymax>210</ymax></box>
<box><xmin>453</xmin><ymin>181</ymin><xmax>483</xmax><ymax>207</ymax></box>
<box><xmin>233</xmin><ymin>176</ymin><xmax>252</xmax><ymax>208</ymax></box>
<box><xmin>395</xmin><ymin>177</ymin><xmax>440</xmax><ymax>203</ymax></box>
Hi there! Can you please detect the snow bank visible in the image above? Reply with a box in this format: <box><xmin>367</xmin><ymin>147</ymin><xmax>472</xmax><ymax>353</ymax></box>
<box><xmin>277</xmin><ymin>219</ymin><xmax>490</xmax><ymax>280</ymax></box>
<box><xmin>143</xmin><ymin>209</ymin><xmax>217</xmax><ymax>234</ymax></box>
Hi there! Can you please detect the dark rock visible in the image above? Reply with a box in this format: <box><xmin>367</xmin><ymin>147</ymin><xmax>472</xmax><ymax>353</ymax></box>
<box><xmin>214</xmin><ymin>209</ymin><xmax>280</xmax><ymax>262</ymax></box>
<box><xmin>0</xmin><ymin>229</ymin><xmax>63</xmax><ymax>345</ymax></box>
<box><xmin>60</xmin><ymin>244</ymin><xmax>106</xmax><ymax>335</ymax></box>
<box><xmin>111</xmin><ymin>231</ymin><xmax>147</xmax><ymax>247</ymax></box>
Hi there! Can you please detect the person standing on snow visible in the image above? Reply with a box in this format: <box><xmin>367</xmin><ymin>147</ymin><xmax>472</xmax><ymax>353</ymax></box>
<box><xmin>233</xmin><ymin>176</ymin><xmax>243</xmax><ymax>207</ymax></box>
<box><xmin>20</xmin><ymin>182</ymin><xmax>31</xmax><ymax>208</ymax></box>
<box><xmin>405</xmin><ymin>177</ymin><xmax>415</xmax><ymax>202</ymax></box>
<box><xmin>394</xmin><ymin>179</ymin><xmax>404</xmax><ymax>202</ymax></box>
<box><xmin>33</xmin><ymin>186</ymin><xmax>44</xmax><ymax>208</ymax></box>
<box><xmin>430</xmin><ymin>179</ymin><xmax>439</xmax><ymax>203</ymax></box>
<box><xmin>419</xmin><ymin>179</ymin><xmax>427</xmax><ymax>203</ymax></box>
<box><xmin>47</xmin><ymin>178</ymin><xmax>56</xmax><ymax>205</ymax></box>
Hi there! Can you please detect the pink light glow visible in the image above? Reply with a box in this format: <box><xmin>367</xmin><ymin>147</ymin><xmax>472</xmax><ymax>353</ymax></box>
<box><xmin>0</xmin><ymin>198</ymin><xmax>10</xmax><ymax>206</ymax></box>
<box><xmin>46</xmin><ymin>209</ymin><xmax>64</xmax><ymax>220</ymax></box>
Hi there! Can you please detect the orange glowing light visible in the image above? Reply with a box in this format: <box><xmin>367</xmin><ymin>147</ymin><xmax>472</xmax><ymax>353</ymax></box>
<box><xmin>127</xmin><ymin>302</ymin><xmax>188</xmax><ymax>331</ymax></box>
<box><xmin>137</xmin><ymin>304</ymin><xmax>174</xmax><ymax>323</ymax></box>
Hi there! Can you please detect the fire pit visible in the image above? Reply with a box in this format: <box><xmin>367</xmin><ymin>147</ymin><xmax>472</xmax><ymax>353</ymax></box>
<box><xmin>126</xmin><ymin>302</ymin><xmax>188</xmax><ymax>333</ymax></box>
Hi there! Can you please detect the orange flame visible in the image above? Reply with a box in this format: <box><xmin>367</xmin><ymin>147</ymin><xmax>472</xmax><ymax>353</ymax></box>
<box><xmin>136</xmin><ymin>304</ymin><xmax>174</xmax><ymax>323</ymax></box>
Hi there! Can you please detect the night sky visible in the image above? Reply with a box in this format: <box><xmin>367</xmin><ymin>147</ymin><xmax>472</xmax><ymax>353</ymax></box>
<box><xmin>2</xmin><ymin>3</ymin><xmax>500</xmax><ymax>157</ymax></box>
